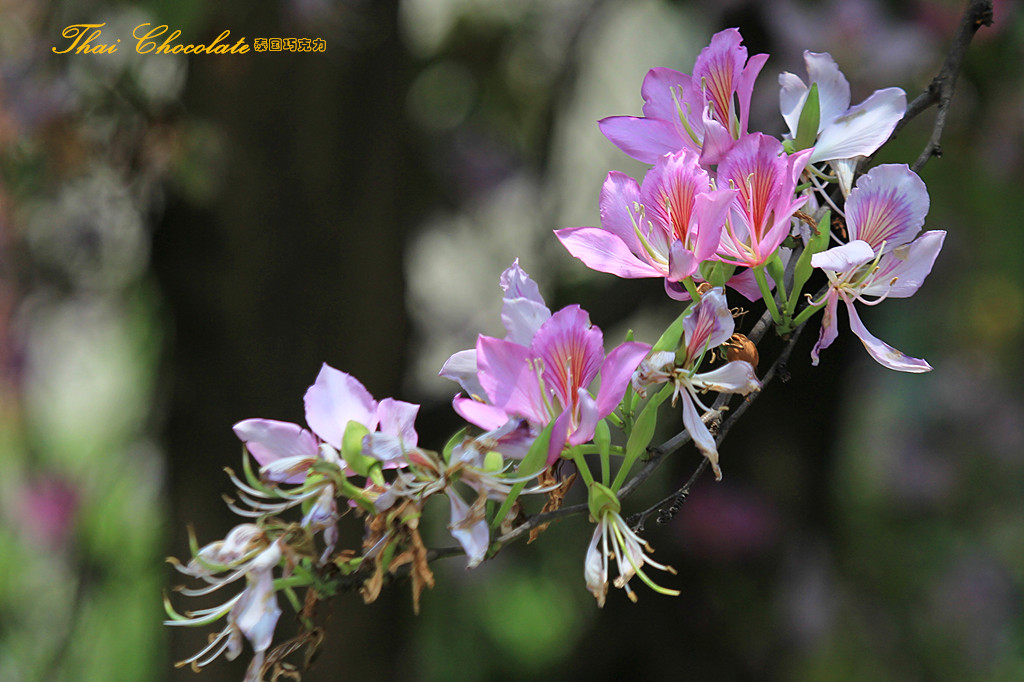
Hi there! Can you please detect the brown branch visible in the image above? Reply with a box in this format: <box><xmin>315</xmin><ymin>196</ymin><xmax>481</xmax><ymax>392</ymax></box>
<box><xmin>877</xmin><ymin>0</ymin><xmax>994</xmax><ymax>172</ymax></box>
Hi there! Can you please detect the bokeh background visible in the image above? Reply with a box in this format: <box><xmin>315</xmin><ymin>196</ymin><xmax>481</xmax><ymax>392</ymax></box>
<box><xmin>1</xmin><ymin>0</ymin><xmax>1023</xmax><ymax>680</ymax></box>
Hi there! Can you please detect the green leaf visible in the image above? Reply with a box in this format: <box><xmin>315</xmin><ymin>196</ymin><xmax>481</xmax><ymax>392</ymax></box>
<box><xmin>794</xmin><ymin>82</ymin><xmax>820</xmax><ymax>151</ymax></box>
<box><xmin>491</xmin><ymin>421</ymin><xmax>554</xmax><ymax>529</ymax></box>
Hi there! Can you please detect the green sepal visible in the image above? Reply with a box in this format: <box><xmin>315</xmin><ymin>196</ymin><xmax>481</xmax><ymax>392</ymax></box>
<box><xmin>594</xmin><ymin>418</ymin><xmax>612</xmax><ymax>485</ymax></box>
<box><xmin>794</xmin><ymin>82</ymin><xmax>820</xmax><ymax>152</ymax></box>
<box><xmin>587</xmin><ymin>481</ymin><xmax>621</xmax><ymax>519</ymax></box>
<box><xmin>766</xmin><ymin>252</ymin><xmax>786</xmax><ymax>291</ymax></box>
<box><xmin>700</xmin><ymin>261</ymin><xmax>736</xmax><ymax>290</ymax></box>
<box><xmin>341</xmin><ymin>420</ymin><xmax>372</xmax><ymax>476</ymax></box>
<box><xmin>442</xmin><ymin>427</ymin><xmax>467</xmax><ymax>464</ymax></box>
<box><xmin>593</xmin><ymin>419</ymin><xmax>611</xmax><ymax>459</ymax></box>
<box><xmin>788</xmin><ymin>209</ymin><xmax>832</xmax><ymax>316</ymax></box>
<box><xmin>490</xmin><ymin>420</ymin><xmax>554</xmax><ymax>529</ymax></box>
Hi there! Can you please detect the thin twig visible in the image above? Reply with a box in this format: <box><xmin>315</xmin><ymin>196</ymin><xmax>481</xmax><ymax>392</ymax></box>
<box><xmin>870</xmin><ymin>0</ymin><xmax>993</xmax><ymax>172</ymax></box>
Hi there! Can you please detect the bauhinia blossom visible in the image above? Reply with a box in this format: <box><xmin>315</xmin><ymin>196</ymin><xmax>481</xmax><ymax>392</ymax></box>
<box><xmin>233</xmin><ymin>363</ymin><xmax>421</xmax><ymax>482</ymax></box>
<box><xmin>443</xmin><ymin>262</ymin><xmax>649</xmax><ymax>465</ymax></box>
<box><xmin>555</xmin><ymin>149</ymin><xmax>735</xmax><ymax>298</ymax></box>
<box><xmin>809</xmin><ymin>164</ymin><xmax>945</xmax><ymax>372</ymax></box>
<box><xmin>780</xmin><ymin>51</ymin><xmax>906</xmax><ymax>194</ymax></box>
<box><xmin>585</xmin><ymin>509</ymin><xmax>679</xmax><ymax>606</ymax></box>
<box><xmin>167</xmin><ymin>535</ymin><xmax>284</xmax><ymax>681</ymax></box>
<box><xmin>599</xmin><ymin>28</ymin><xmax>768</xmax><ymax>166</ymax></box>
<box><xmin>716</xmin><ymin>133</ymin><xmax>813</xmax><ymax>268</ymax></box>
<box><xmin>632</xmin><ymin>288</ymin><xmax>760</xmax><ymax>479</ymax></box>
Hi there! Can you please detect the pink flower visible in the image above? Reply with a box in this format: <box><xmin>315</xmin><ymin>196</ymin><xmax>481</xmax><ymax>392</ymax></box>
<box><xmin>810</xmin><ymin>164</ymin><xmax>945</xmax><ymax>372</ymax></box>
<box><xmin>632</xmin><ymin>288</ymin><xmax>760</xmax><ymax>479</ymax></box>
<box><xmin>233</xmin><ymin>364</ymin><xmax>421</xmax><ymax>482</ymax></box>
<box><xmin>598</xmin><ymin>28</ymin><xmax>768</xmax><ymax>166</ymax></box>
<box><xmin>716</xmin><ymin>133</ymin><xmax>813</xmax><ymax>268</ymax></box>
<box><xmin>443</xmin><ymin>263</ymin><xmax>649</xmax><ymax>465</ymax></box>
<box><xmin>780</xmin><ymin>51</ymin><xmax>906</xmax><ymax>193</ymax></box>
<box><xmin>555</xmin><ymin>150</ymin><xmax>735</xmax><ymax>297</ymax></box>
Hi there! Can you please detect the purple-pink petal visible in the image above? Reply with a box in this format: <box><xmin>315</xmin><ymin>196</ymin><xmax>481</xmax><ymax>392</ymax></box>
<box><xmin>533</xmin><ymin>305</ymin><xmax>604</xmax><ymax>411</ymax></box>
<box><xmin>639</xmin><ymin>67</ymin><xmax>690</xmax><ymax>121</ymax></box>
<box><xmin>568</xmin><ymin>388</ymin><xmax>600</xmax><ymax>447</ymax></box>
<box><xmin>376</xmin><ymin>398</ymin><xmax>420</xmax><ymax>447</ymax></box>
<box><xmin>477</xmin><ymin>336</ymin><xmax>547</xmax><ymax>424</ymax></box>
<box><xmin>865</xmin><ymin>230</ymin><xmax>946</xmax><ymax>299</ymax></box>
<box><xmin>598</xmin><ymin>171</ymin><xmax>645</xmax><ymax>251</ymax></box>
<box><xmin>452</xmin><ymin>396</ymin><xmax>510</xmax><ymax>431</ymax></box>
<box><xmin>555</xmin><ymin>227</ymin><xmax>663</xmax><ymax>279</ymax></box>
<box><xmin>810</xmin><ymin>293</ymin><xmax>840</xmax><ymax>366</ymax></box>
<box><xmin>846</xmin><ymin>164</ymin><xmax>928</xmax><ymax>251</ymax></box>
<box><xmin>598</xmin><ymin>116</ymin><xmax>687</xmax><ymax>165</ymax></box>
<box><xmin>596</xmin><ymin>341</ymin><xmax>651</xmax><ymax>416</ymax></box>
<box><xmin>439</xmin><ymin>349</ymin><xmax>485</xmax><ymax>398</ymax></box>
<box><xmin>233</xmin><ymin>418</ymin><xmax>319</xmax><ymax>466</ymax></box>
<box><xmin>682</xmin><ymin>287</ymin><xmax>734</xmax><ymax>363</ymax></box>
<box><xmin>844</xmin><ymin>299</ymin><xmax>932</xmax><ymax>373</ymax></box>
<box><xmin>303</xmin><ymin>364</ymin><xmax>378</xmax><ymax>448</ymax></box>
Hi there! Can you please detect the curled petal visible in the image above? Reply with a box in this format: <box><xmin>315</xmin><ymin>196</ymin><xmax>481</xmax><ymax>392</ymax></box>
<box><xmin>232</xmin><ymin>418</ymin><xmax>319</xmax><ymax>479</ymax></box>
<box><xmin>439</xmin><ymin>349</ymin><xmax>485</xmax><ymax>398</ymax></box>
<box><xmin>692</xmin><ymin>361</ymin><xmax>761</xmax><ymax>395</ymax></box>
<box><xmin>584</xmin><ymin>523</ymin><xmax>608</xmax><ymax>608</ymax></box>
<box><xmin>568</xmin><ymin>388</ymin><xmax>600</xmax><ymax>446</ymax></box>
<box><xmin>682</xmin><ymin>287</ymin><xmax>734</xmax><ymax>363</ymax></box>
<box><xmin>679</xmin><ymin>390</ymin><xmax>721</xmax><ymax>480</ymax></box>
<box><xmin>810</xmin><ymin>293</ymin><xmax>840</xmax><ymax>366</ymax></box>
<box><xmin>845</xmin><ymin>300</ymin><xmax>932</xmax><ymax>373</ymax></box>
<box><xmin>500</xmin><ymin>259</ymin><xmax>551</xmax><ymax>344</ymax></box>
<box><xmin>448</xmin><ymin>492</ymin><xmax>490</xmax><ymax>569</ymax></box>
<box><xmin>812</xmin><ymin>240</ymin><xmax>875</xmax><ymax>273</ymax></box>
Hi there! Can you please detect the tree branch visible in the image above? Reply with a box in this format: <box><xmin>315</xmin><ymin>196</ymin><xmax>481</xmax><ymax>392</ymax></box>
<box><xmin>876</xmin><ymin>0</ymin><xmax>994</xmax><ymax>172</ymax></box>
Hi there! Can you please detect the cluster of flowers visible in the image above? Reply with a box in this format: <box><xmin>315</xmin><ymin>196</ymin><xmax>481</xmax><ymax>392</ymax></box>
<box><xmin>166</xmin><ymin>28</ymin><xmax>944</xmax><ymax>680</ymax></box>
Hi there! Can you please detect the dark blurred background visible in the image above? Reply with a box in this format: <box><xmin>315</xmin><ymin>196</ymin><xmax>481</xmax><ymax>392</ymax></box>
<box><xmin>1</xmin><ymin>0</ymin><xmax>1023</xmax><ymax>680</ymax></box>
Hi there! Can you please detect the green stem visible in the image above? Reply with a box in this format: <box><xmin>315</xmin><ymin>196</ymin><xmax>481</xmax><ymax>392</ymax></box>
<box><xmin>571</xmin><ymin>447</ymin><xmax>595</xmax><ymax>487</ymax></box>
<box><xmin>753</xmin><ymin>265</ymin><xmax>782</xmax><ymax>326</ymax></box>
<box><xmin>788</xmin><ymin>297</ymin><xmax>827</xmax><ymax>330</ymax></box>
<box><xmin>683</xmin><ymin>276</ymin><xmax>702</xmax><ymax>302</ymax></box>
